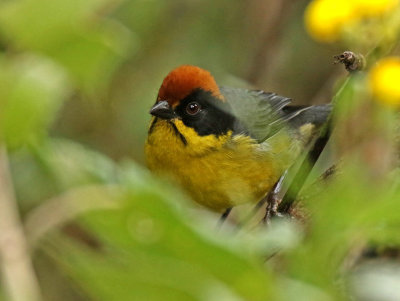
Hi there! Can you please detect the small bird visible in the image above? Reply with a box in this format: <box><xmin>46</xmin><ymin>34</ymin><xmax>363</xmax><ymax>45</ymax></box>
<box><xmin>145</xmin><ymin>65</ymin><xmax>330</xmax><ymax>215</ymax></box>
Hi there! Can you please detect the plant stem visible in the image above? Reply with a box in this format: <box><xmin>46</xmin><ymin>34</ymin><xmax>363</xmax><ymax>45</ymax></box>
<box><xmin>0</xmin><ymin>146</ymin><xmax>42</xmax><ymax>301</ymax></box>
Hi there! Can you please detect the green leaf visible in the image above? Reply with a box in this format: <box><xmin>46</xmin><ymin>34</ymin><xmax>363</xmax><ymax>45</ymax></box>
<box><xmin>0</xmin><ymin>0</ymin><xmax>132</xmax><ymax>94</ymax></box>
<box><xmin>39</xmin><ymin>186</ymin><xmax>275</xmax><ymax>300</ymax></box>
<box><xmin>0</xmin><ymin>55</ymin><xmax>69</xmax><ymax>149</ymax></box>
<box><xmin>10</xmin><ymin>138</ymin><xmax>119</xmax><ymax>211</ymax></box>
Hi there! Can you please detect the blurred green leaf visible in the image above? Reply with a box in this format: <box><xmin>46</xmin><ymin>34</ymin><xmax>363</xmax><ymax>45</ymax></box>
<box><xmin>0</xmin><ymin>0</ymin><xmax>132</xmax><ymax>94</ymax></box>
<box><xmin>39</xmin><ymin>186</ymin><xmax>275</xmax><ymax>301</ymax></box>
<box><xmin>0</xmin><ymin>55</ymin><xmax>69</xmax><ymax>149</ymax></box>
<box><xmin>350</xmin><ymin>262</ymin><xmax>400</xmax><ymax>301</ymax></box>
<box><xmin>10</xmin><ymin>138</ymin><xmax>119</xmax><ymax>211</ymax></box>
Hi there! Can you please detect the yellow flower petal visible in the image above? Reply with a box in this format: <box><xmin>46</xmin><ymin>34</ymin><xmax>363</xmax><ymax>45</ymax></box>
<box><xmin>304</xmin><ymin>0</ymin><xmax>357</xmax><ymax>42</ymax></box>
<box><xmin>369</xmin><ymin>57</ymin><xmax>400</xmax><ymax>106</ymax></box>
<box><xmin>353</xmin><ymin>0</ymin><xmax>399</xmax><ymax>17</ymax></box>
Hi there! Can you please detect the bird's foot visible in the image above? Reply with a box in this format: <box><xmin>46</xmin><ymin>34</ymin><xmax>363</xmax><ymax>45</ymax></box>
<box><xmin>263</xmin><ymin>191</ymin><xmax>284</xmax><ymax>224</ymax></box>
<box><xmin>262</xmin><ymin>172</ymin><xmax>288</xmax><ymax>224</ymax></box>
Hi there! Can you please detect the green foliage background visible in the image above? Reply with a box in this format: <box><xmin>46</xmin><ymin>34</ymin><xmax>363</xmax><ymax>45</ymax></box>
<box><xmin>1</xmin><ymin>0</ymin><xmax>400</xmax><ymax>301</ymax></box>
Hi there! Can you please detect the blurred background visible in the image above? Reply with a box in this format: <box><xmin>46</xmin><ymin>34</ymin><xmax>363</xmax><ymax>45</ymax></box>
<box><xmin>2</xmin><ymin>0</ymin><xmax>400</xmax><ymax>300</ymax></box>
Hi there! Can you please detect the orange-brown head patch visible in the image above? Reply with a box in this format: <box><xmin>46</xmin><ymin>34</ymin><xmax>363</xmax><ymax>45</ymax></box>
<box><xmin>157</xmin><ymin>65</ymin><xmax>223</xmax><ymax>107</ymax></box>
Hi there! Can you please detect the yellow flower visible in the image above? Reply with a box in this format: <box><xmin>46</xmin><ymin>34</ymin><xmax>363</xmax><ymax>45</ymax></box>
<box><xmin>304</xmin><ymin>0</ymin><xmax>399</xmax><ymax>43</ymax></box>
<box><xmin>304</xmin><ymin>0</ymin><xmax>357</xmax><ymax>42</ymax></box>
<box><xmin>369</xmin><ymin>57</ymin><xmax>400</xmax><ymax>106</ymax></box>
<box><xmin>353</xmin><ymin>0</ymin><xmax>399</xmax><ymax>17</ymax></box>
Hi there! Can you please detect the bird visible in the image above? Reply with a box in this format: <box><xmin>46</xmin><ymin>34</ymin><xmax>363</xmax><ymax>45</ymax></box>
<box><xmin>145</xmin><ymin>65</ymin><xmax>331</xmax><ymax>216</ymax></box>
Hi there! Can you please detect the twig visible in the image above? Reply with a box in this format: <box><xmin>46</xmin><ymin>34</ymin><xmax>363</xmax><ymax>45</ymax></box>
<box><xmin>0</xmin><ymin>146</ymin><xmax>42</xmax><ymax>301</ymax></box>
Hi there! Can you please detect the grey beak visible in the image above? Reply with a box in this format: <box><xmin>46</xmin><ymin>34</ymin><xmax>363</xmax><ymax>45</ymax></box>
<box><xmin>150</xmin><ymin>100</ymin><xmax>177</xmax><ymax>120</ymax></box>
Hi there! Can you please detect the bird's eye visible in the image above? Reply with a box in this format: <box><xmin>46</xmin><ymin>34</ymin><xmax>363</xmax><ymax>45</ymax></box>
<box><xmin>186</xmin><ymin>102</ymin><xmax>201</xmax><ymax>115</ymax></box>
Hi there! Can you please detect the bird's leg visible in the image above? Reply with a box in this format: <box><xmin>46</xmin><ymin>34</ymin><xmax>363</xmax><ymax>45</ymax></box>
<box><xmin>218</xmin><ymin>207</ymin><xmax>232</xmax><ymax>226</ymax></box>
<box><xmin>238</xmin><ymin>171</ymin><xmax>287</xmax><ymax>227</ymax></box>
<box><xmin>263</xmin><ymin>171</ymin><xmax>287</xmax><ymax>224</ymax></box>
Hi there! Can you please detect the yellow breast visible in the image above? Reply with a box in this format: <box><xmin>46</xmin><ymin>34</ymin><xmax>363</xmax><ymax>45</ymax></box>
<box><xmin>145</xmin><ymin>117</ymin><xmax>301</xmax><ymax>212</ymax></box>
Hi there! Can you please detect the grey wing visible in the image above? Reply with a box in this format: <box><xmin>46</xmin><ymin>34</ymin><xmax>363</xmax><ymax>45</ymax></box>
<box><xmin>220</xmin><ymin>86</ymin><xmax>295</xmax><ymax>143</ymax></box>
